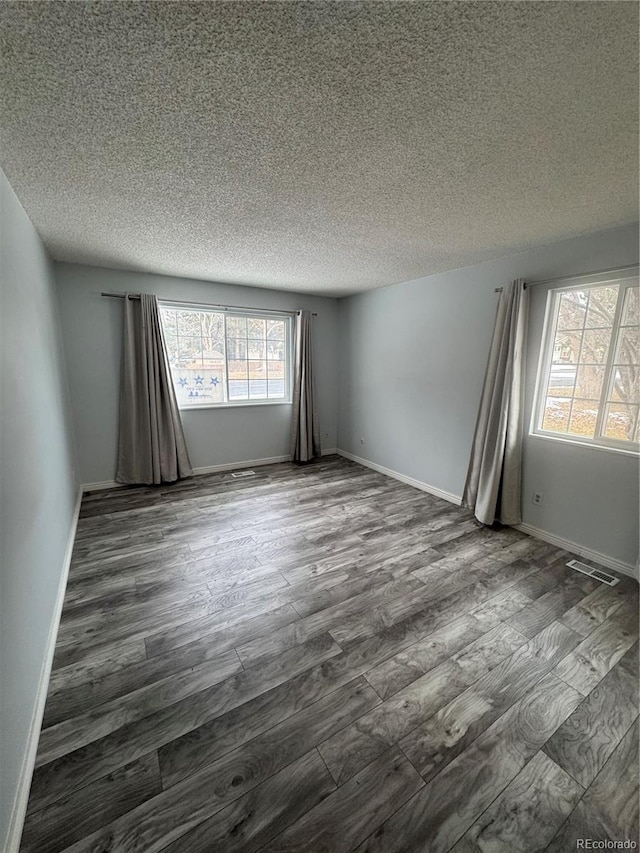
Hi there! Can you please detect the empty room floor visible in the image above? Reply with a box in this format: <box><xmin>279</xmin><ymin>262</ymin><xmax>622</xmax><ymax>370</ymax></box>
<box><xmin>21</xmin><ymin>456</ymin><xmax>639</xmax><ymax>852</ymax></box>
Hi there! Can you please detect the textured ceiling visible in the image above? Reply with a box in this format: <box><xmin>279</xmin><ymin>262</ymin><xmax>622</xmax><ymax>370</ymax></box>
<box><xmin>0</xmin><ymin>1</ymin><xmax>638</xmax><ymax>296</ymax></box>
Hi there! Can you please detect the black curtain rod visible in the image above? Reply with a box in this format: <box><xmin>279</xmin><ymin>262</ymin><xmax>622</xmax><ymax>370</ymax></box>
<box><xmin>100</xmin><ymin>292</ymin><xmax>317</xmax><ymax>316</ymax></box>
<box><xmin>494</xmin><ymin>283</ymin><xmax>529</xmax><ymax>294</ymax></box>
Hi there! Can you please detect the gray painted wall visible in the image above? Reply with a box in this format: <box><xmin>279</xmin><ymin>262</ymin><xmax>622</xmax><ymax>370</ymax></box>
<box><xmin>0</xmin><ymin>171</ymin><xmax>78</xmax><ymax>849</ymax></box>
<box><xmin>55</xmin><ymin>263</ymin><xmax>339</xmax><ymax>486</ymax></box>
<box><xmin>337</xmin><ymin>223</ymin><xmax>639</xmax><ymax>570</ymax></box>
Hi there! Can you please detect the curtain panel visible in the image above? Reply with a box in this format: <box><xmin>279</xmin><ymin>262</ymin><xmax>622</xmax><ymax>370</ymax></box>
<box><xmin>463</xmin><ymin>279</ymin><xmax>529</xmax><ymax>526</ymax></box>
<box><xmin>290</xmin><ymin>310</ymin><xmax>321</xmax><ymax>463</ymax></box>
<box><xmin>116</xmin><ymin>293</ymin><xmax>193</xmax><ymax>485</ymax></box>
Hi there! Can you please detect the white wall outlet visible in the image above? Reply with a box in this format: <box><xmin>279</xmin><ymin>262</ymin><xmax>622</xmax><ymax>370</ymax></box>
<box><xmin>532</xmin><ymin>491</ymin><xmax>544</xmax><ymax>506</ymax></box>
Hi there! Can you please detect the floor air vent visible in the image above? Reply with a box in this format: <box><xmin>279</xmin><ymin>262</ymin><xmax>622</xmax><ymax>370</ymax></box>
<box><xmin>566</xmin><ymin>559</ymin><xmax>619</xmax><ymax>586</ymax></box>
<box><xmin>229</xmin><ymin>470</ymin><xmax>256</xmax><ymax>478</ymax></box>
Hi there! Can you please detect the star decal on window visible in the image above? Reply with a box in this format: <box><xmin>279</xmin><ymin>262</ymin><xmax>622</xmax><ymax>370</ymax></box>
<box><xmin>210</xmin><ymin>377</ymin><xmax>220</xmax><ymax>385</ymax></box>
<box><xmin>195</xmin><ymin>375</ymin><xmax>204</xmax><ymax>385</ymax></box>
<box><xmin>178</xmin><ymin>377</ymin><xmax>188</xmax><ymax>387</ymax></box>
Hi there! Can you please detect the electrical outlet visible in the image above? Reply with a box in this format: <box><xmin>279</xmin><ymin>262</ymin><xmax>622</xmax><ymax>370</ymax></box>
<box><xmin>532</xmin><ymin>491</ymin><xmax>544</xmax><ymax>506</ymax></box>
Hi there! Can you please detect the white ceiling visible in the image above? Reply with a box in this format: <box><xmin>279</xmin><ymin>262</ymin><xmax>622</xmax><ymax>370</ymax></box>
<box><xmin>0</xmin><ymin>1</ymin><xmax>637</xmax><ymax>297</ymax></box>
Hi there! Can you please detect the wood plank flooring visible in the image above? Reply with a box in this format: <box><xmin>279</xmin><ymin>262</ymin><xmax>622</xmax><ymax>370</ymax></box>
<box><xmin>21</xmin><ymin>456</ymin><xmax>639</xmax><ymax>852</ymax></box>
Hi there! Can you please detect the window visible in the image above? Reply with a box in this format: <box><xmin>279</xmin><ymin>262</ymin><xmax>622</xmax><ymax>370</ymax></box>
<box><xmin>532</xmin><ymin>269</ymin><xmax>639</xmax><ymax>452</ymax></box>
<box><xmin>159</xmin><ymin>304</ymin><xmax>292</xmax><ymax>408</ymax></box>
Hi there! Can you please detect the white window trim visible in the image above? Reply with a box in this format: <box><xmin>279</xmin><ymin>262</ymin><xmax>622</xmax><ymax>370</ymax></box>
<box><xmin>530</xmin><ymin>267</ymin><xmax>639</xmax><ymax>455</ymax></box>
<box><xmin>159</xmin><ymin>301</ymin><xmax>295</xmax><ymax>410</ymax></box>
<box><xmin>178</xmin><ymin>400</ymin><xmax>294</xmax><ymax>411</ymax></box>
<box><xmin>528</xmin><ymin>431</ymin><xmax>640</xmax><ymax>458</ymax></box>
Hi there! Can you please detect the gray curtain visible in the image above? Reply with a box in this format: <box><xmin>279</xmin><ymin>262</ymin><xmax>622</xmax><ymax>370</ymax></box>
<box><xmin>462</xmin><ymin>279</ymin><xmax>529</xmax><ymax>526</ymax></box>
<box><xmin>290</xmin><ymin>310</ymin><xmax>321</xmax><ymax>463</ymax></box>
<box><xmin>116</xmin><ymin>293</ymin><xmax>193</xmax><ymax>485</ymax></box>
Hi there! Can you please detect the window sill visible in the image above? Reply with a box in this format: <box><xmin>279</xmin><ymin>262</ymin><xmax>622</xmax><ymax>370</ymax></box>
<box><xmin>178</xmin><ymin>400</ymin><xmax>293</xmax><ymax>411</ymax></box>
<box><xmin>528</xmin><ymin>431</ymin><xmax>639</xmax><ymax>458</ymax></box>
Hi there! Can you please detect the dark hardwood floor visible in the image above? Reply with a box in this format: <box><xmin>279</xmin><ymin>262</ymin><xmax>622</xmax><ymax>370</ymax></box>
<box><xmin>21</xmin><ymin>456</ymin><xmax>639</xmax><ymax>852</ymax></box>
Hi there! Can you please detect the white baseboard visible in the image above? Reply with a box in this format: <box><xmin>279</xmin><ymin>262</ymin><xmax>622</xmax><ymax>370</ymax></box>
<box><xmin>336</xmin><ymin>448</ymin><xmax>462</xmax><ymax>506</ymax></box>
<box><xmin>82</xmin><ymin>455</ymin><xmax>294</xmax><ymax>491</ymax></box>
<box><xmin>335</xmin><ymin>449</ymin><xmax>637</xmax><ymax>581</ymax></box>
<box><xmin>192</xmin><ymin>455</ymin><xmax>291</xmax><ymax>476</ymax></box>
<box><xmin>82</xmin><ymin>478</ymin><xmax>123</xmax><ymax>493</ymax></box>
<box><xmin>515</xmin><ymin>522</ymin><xmax>639</xmax><ymax>581</ymax></box>
<box><xmin>4</xmin><ymin>485</ymin><xmax>83</xmax><ymax>853</ymax></box>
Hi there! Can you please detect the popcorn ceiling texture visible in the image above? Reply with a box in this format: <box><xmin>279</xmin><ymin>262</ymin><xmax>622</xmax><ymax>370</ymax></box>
<box><xmin>0</xmin><ymin>1</ymin><xmax>637</xmax><ymax>296</ymax></box>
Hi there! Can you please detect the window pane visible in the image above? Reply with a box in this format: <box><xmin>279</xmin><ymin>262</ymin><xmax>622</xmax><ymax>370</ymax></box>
<box><xmin>267</xmin><ymin>340</ymin><xmax>286</xmax><ymax>359</ymax></box>
<box><xmin>200</xmin><ymin>312</ymin><xmax>224</xmax><ymax>350</ymax></box>
<box><xmin>176</xmin><ymin>310</ymin><xmax>201</xmax><ymax>336</ymax></box>
<box><xmin>622</xmin><ymin>286</ymin><xmax>639</xmax><ymax>326</ymax></box>
<box><xmin>603</xmin><ymin>403</ymin><xmax>639</xmax><ymax>442</ymax></box>
<box><xmin>228</xmin><ymin>380</ymin><xmax>249</xmax><ymax>400</ymax></box>
<box><xmin>547</xmin><ymin>364</ymin><xmax>576</xmax><ymax>397</ymax></box>
<box><xmin>568</xmin><ymin>400</ymin><xmax>599</xmax><ymax>438</ymax></box>
<box><xmin>248</xmin><ymin>318</ymin><xmax>266</xmax><ymax>340</ymax></box>
<box><xmin>574</xmin><ymin>365</ymin><xmax>605</xmax><ymax>399</ymax></box>
<box><xmin>248</xmin><ymin>356</ymin><xmax>268</xmax><ymax>399</ymax></box>
<box><xmin>542</xmin><ymin>398</ymin><xmax>571</xmax><ymax>432</ymax></box>
<box><xmin>164</xmin><ymin>341</ymin><xmax>180</xmax><ymax>364</ymax></box>
<box><xmin>613</xmin><ymin>326</ymin><xmax>639</xmax><ymax>365</ymax></box>
<box><xmin>580</xmin><ymin>328</ymin><xmax>610</xmax><ymax>364</ymax></box>
<box><xmin>268</xmin><ymin>379</ymin><xmax>286</xmax><ymax>398</ymax></box>
<box><xmin>226</xmin><ymin>338</ymin><xmax>247</xmax><ymax>360</ymax></box>
<box><xmin>161</xmin><ymin>310</ymin><xmax>178</xmax><ymax>335</ymax></box>
<box><xmin>178</xmin><ymin>337</ymin><xmax>204</xmax><ymax>366</ymax></box>
<box><xmin>228</xmin><ymin>359</ymin><xmax>248</xmax><ymax>380</ymax></box>
<box><xmin>202</xmin><ymin>354</ymin><xmax>225</xmax><ymax>368</ymax></box>
<box><xmin>247</xmin><ymin>380</ymin><xmax>267</xmax><ymax>398</ymax></box>
<box><xmin>267</xmin><ymin>319</ymin><xmax>286</xmax><ymax>340</ymax></box>
<box><xmin>247</xmin><ymin>359</ymin><xmax>266</xmax><ymax>379</ymax></box>
<box><xmin>267</xmin><ymin>359</ymin><xmax>285</xmax><ymax>379</ymax></box>
<box><xmin>226</xmin><ymin>317</ymin><xmax>247</xmax><ymax>337</ymax></box>
<box><xmin>585</xmin><ymin>285</ymin><xmax>617</xmax><ymax>328</ymax></box>
<box><xmin>248</xmin><ymin>340</ymin><xmax>266</xmax><ymax>359</ymax></box>
<box><xmin>557</xmin><ymin>291</ymin><xmax>587</xmax><ymax>330</ymax></box>
<box><xmin>552</xmin><ymin>331</ymin><xmax>582</xmax><ymax>365</ymax></box>
<box><xmin>161</xmin><ymin>310</ymin><xmax>228</xmax><ymax>407</ymax></box>
<box><xmin>609</xmin><ymin>367</ymin><xmax>640</xmax><ymax>404</ymax></box>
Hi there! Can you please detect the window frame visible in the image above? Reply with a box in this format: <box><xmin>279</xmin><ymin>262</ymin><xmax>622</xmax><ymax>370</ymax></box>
<box><xmin>531</xmin><ymin>267</ymin><xmax>639</xmax><ymax>455</ymax></box>
<box><xmin>159</xmin><ymin>301</ymin><xmax>294</xmax><ymax>410</ymax></box>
